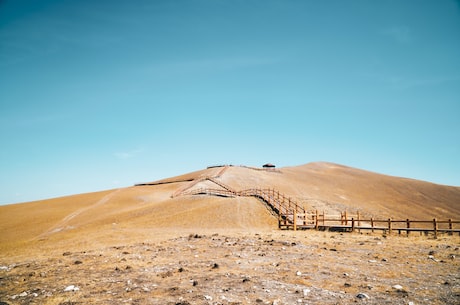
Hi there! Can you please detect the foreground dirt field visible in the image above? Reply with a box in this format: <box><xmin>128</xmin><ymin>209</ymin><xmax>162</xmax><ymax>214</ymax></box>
<box><xmin>1</xmin><ymin>230</ymin><xmax>459</xmax><ymax>305</ymax></box>
<box><xmin>1</xmin><ymin>163</ymin><xmax>459</xmax><ymax>304</ymax></box>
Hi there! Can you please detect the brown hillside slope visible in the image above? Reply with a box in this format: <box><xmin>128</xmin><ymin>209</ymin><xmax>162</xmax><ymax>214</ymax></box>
<box><xmin>1</xmin><ymin>162</ymin><xmax>459</xmax><ymax>260</ymax></box>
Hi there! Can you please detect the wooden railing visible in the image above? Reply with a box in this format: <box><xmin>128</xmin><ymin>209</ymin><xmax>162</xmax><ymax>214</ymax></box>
<box><xmin>159</xmin><ymin>167</ymin><xmax>460</xmax><ymax>237</ymax></box>
<box><xmin>297</xmin><ymin>211</ymin><xmax>460</xmax><ymax>236</ymax></box>
<box><xmin>182</xmin><ymin>186</ymin><xmax>308</xmax><ymax>229</ymax></box>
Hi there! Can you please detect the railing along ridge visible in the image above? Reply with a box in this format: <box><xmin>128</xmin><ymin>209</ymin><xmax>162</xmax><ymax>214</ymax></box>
<box><xmin>182</xmin><ymin>186</ymin><xmax>308</xmax><ymax>228</ymax></box>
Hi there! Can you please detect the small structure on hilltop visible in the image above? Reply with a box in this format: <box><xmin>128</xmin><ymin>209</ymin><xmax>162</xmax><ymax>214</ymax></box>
<box><xmin>262</xmin><ymin>163</ymin><xmax>276</xmax><ymax>168</ymax></box>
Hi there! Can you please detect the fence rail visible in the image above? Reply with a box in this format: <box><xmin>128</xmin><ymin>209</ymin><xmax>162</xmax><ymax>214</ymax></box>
<box><xmin>291</xmin><ymin>211</ymin><xmax>460</xmax><ymax>236</ymax></box>
<box><xmin>170</xmin><ymin>175</ymin><xmax>459</xmax><ymax>236</ymax></box>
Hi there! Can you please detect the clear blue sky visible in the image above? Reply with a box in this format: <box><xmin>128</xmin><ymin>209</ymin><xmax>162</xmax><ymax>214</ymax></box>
<box><xmin>1</xmin><ymin>0</ymin><xmax>459</xmax><ymax>205</ymax></box>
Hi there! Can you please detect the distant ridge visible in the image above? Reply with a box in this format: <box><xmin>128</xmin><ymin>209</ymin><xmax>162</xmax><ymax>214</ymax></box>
<box><xmin>1</xmin><ymin>161</ymin><xmax>459</xmax><ymax>258</ymax></box>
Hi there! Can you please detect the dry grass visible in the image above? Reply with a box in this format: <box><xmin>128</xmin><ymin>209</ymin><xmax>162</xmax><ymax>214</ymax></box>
<box><xmin>1</xmin><ymin>230</ymin><xmax>459</xmax><ymax>304</ymax></box>
<box><xmin>1</xmin><ymin>163</ymin><xmax>459</xmax><ymax>304</ymax></box>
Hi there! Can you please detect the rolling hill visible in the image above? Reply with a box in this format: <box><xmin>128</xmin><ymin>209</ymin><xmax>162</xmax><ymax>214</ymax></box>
<box><xmin>1</xmin><ymin>161</ymin><xmax>459</xmax><ymax>259</ymax></box>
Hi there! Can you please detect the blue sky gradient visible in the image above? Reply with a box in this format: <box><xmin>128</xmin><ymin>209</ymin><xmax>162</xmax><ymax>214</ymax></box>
<box><xmin>1</xmin><ymin>0</ymin><xmax>460</xmax><ymax>204</ymax></box>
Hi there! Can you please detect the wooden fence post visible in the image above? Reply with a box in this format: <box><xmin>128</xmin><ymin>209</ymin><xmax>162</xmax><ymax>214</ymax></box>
<box><xmin>293</xmin><ymin>209</ymin><xmax>297</xmax><ymax>231</ymax></box>
<box><xmin>315</xmin><ymin>210</ymin><xmax>319</xmax><ymax>230</ymax></box>
<box><xmin>351</xmin><ymin>218</ymin><xmax>355</xmax><ymax>232</ymax></box>
<box><xmin>322</xmin><ymin>210</ymin><xmax>325</xmax><ymax>226</ymax></box>
<box><xmin>371</xmin><ymin>218</ymin><xmax>374</xmax><ymax>233</ymax></box>
<box><xmin>388</xmin><ymin>218</ymin><xmax>392</xmax><ymax>234</ymax></box>
<box><xmin>448</xmin><ymin>219</ymin><xmax>453</xmax><ymax>236</ymax></box>
<box><xmin>344</xmin><ymin>210</ymin><xmax>348</xmax><ymax>225</ymax></box>
<box><xmin>357</xmin><ymin>211</ymin><xmax>361</xmax><ymax>233</ymax></box>
<box><xmin>433</xmin><ymin>218</ymin><xmax>438</xmax><ymax>237</ymax></box>
<box><xmin>406</xmin><ymin>219</ymin><xmax>410</xmax><ymax>236</ymax></box>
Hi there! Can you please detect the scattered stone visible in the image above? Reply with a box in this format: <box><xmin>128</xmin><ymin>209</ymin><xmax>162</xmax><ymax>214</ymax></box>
<box><xmin>211</xmin><ymin>263</ymin><xmax>219</xmax><ymax>269</ymax></box>
<box><xmin>392</xmin><ymin>284</ymin><xmax>404</xmax><ymax>291</ymax></box>
<box><xmin>428</xmin><ymin>255</ymin><xmax>439</xmax><ymax>262</ymax></box>
<box><xmin>344</xmin><ymin>283</ymin><xmax>352</xmax><ymax>287</ymax></box>
<box><xmin>296</xmin><ymin>271</ymin><xmax>302</xmax><ymax>276</ymax></box>
<box><xmin>302</xmin><ymin>288</ymin><xmax>310</xmax><ymax>296</ymax></box>
<box><xmin>192</xmin><ymin>280</ymin><xmax>198</xmax><ymax>286</ymax></box>
<box><xmin>74</xmin><ymin>260</ymin><xmax>83</xmax><ymax>265</ymax></box>
<box><xmin>62</xmin><ymin>252</ymin><xmax>72</xmax><ymax>256</ymax></box>
<box><xmin>356</xmin><ymin>293</ymin><xmax>370</xmax><ymax>299</ymax></box>
<box><xmin>64</xmin><ymin>285</ymin><xmax>80</xmax><ymax>292</ymax></box>
<box><xmin>204</xmin><ymin>295</ymin><xmax>213</xmax><ymax>301</ymax></box>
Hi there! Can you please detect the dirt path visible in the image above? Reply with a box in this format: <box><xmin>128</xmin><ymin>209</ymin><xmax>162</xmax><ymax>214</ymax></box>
<box><xmin>34</xmin><ymin>189</ymin><xmax>121</xmax><ymax>240</ymax></box>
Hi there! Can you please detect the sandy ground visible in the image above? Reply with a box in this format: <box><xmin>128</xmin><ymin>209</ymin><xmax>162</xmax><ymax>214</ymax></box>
<box><xmin>1</xmin><ymin>229</ymin><xmax>459</xmax><ymax>305</ymax></box>
<box><xmin>1</xmin><ymin>163</ymin><xmax>460</xmax><ymax>304</ymax></box>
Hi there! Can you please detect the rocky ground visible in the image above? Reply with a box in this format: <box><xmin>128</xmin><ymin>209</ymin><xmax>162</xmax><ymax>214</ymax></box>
<box><xmin>1</xmin><ymin>231</ymin><xmax>459</xmax><ymax>305</ymax></box>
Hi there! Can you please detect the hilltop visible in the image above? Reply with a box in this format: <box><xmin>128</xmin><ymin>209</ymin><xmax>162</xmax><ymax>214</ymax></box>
<box><xmin>1</xmin><ymin>162</ymin><xmax>460</xmax><ymax>304</ymax></box>
<box><xmin>1</xmin><ymin>161</ymin><xmax>459</xmax><ymax>258</ymax></box>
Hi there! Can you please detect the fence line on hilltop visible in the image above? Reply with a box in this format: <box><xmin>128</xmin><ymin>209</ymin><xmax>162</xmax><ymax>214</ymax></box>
<box><xmin>181</xmin><ymin>187</ymin><xmax>460</xmax><ymax>236</ymax></box>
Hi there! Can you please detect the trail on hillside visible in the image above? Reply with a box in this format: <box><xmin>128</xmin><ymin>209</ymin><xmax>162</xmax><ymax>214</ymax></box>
<box><xmin>34</xmin><ymin>189</ymin><xmax>121</xmax><ymax>240</ymax></box>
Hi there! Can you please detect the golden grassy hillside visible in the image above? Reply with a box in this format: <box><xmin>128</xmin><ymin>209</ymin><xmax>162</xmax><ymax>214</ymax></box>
<box><xmin>1</xmin><ymin>162</ymin><xmax>459</xmax><ymax>260</ymax></box>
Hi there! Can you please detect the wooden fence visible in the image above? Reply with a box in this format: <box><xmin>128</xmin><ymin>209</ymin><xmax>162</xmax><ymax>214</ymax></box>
<box><xmin>285</xmin><ymin>210</ymin><xmax>460</xmax><ymax>236</ymax></box>
<box><xmin>170</xmin><ymin>178</ymin><xmax>460</xmax><ymax>237</ymax></box>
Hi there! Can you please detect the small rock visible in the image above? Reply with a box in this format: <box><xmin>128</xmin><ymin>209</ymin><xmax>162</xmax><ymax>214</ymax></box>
<box><xmin>368</xmin><ymin>260</ymin><xmax>377</xmax><ymax>263</ymax></box>
<box><xmin>392</xmin><ymin>284</ymin><xmax>404</xmax><ymax>291</ymax></box>
<box><xmin>356</xmin><ymin>293</ymin><xmax>370</xmax><ymax>299</ymax></box>
<box><xmin>64</xmin><ymin>285</ymin><xmax>79</xmax><ymax>292</ymax></box>
<box><xmin>296</xmin><ymin>271</ymin><xmax>302</xmax><ymax>276</ymax></box>
<box><xmin>428</xmin><ymin>255</ymin><xmax>438</xmax><ymax>262</ymax></box>
<box><xmin>344</xmin><ymin>283</ymin><xmax>352</xmax><ymax>287</ymax></box>
<box><xmin>302</xmin><ymin>288</ymin><xmax>310</xmax><ymax>296</ymax></box>
<box><xmin>74</xmin><ymin>260</ymin><xmax>83</xmax><ymax>265</ymax></box>
<box><xmin>204</xmin><ymin>295</ymin><xmax>212</xmax><ymax>301</ymax></box>
<box><xmin>18</xmin><ymin>292</ymin><xmax>27</xmax><ymax>297</ymax></box>
<box><xmin>62</xmin><ymin>252</ymin><xmax>71</xmax><ymax>256</ymax></box>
